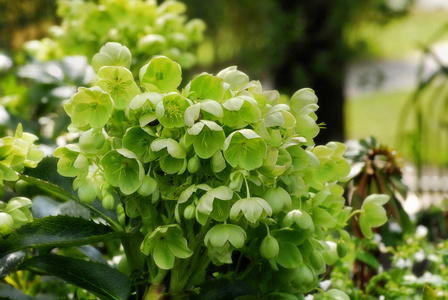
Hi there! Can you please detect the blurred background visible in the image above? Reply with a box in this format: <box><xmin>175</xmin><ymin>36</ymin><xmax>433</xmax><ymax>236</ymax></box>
<box><xmin>0</xmin><ymin>0</ymin><xmax>447</xmax><ymax>212</ymax></box>
<box><xmin>1</xmin><ymin>0</ymin><xmax>448</xmax><ymax>297</ymax></box>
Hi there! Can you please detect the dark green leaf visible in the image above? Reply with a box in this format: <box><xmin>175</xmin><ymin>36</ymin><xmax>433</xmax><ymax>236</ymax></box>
<box><xmin>19</xmin><ymin>254</ymin><xmax>130</xmax><ymax>300</ymax></box>
<box><xmin>422</xmin><ymin>285</ymin><xmax>437</xmax><ymax>300</ymax></box>
<box><xmin>0</xmin><ymin>251</ymin><xmax>27</xmax><ymax>278</ymax></box>
<box><xmin>22</xmin><ymin>157</ymin><xmax>120</xmax><ymax>227</ymax></box>
<box><xmin>0</xmin><ymin>216</ymin><xmax>120</xmax><ymax>257</ymax></box>
<box><xmin>23</xmin><ymin>157</ymin><xmax>76</xmax><ymax>200</ymax></box>
<box><xmin>356</xmin><ymin>250</ymin><xmax>379</xmax><ymax>270</ymax></box>
<box><xmin>32</xmin><ymin>195</ymin><xmax>90</xmax><ymax>219</ymax></box>
<box><xmin>77</xmin><ymin>245</ymin><xmax>107</xmax><ymax>264</ymax></box>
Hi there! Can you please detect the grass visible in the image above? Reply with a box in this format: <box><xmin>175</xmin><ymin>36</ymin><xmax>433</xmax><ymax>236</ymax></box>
<box><xmin>345</xmin><ymin>8</ymin><xmax>448</xmax><ymax>166</ymax></box>
<box><xmin>344</xmin><ymin>81</ymin><xmax>448</xmax><ymax>165</ymax></box>
<box><xmin>344</xmin><ymin>89</ymin><xmax>411</xmax><ymax>149</ymax></box>
<box><xmin>347</xmin><ymin>10</ymin><xmax>448</xmax><ymax>59</ymax></box>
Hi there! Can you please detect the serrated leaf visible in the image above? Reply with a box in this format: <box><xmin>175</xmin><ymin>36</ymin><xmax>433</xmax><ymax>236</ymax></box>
<box><xmin>19</xmin><ymin>254</ymin><xmax>130</xmax><ymax>300</ymax></box>
<box><xmin>0</xmin><ymin>216</ymin><xmax>120</xmax><ymax>257</ymax></box>
<box><xmin>21</xmin><ymin>157</ymin><xmax>76</xmax><ymax>201</ymax></box>
<box><xmin>21</xmin><ymin>159</ymin><xmax>119</xmax><ymax>228</ymax></box>
<box><xmin>0</xmin><ymin>251</ymin><xmax>27</xmax><ymax>278</ymax></box>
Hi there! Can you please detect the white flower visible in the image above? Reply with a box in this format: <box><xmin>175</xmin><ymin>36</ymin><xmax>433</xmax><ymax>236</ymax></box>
<box><xmin>395</xmin><ymin>258</ymin><xmax>412</xmax><ymax>268</ymax></box>
<box><xmin>389</xmin><ymin>222</ymin><xmax>402</xmax><ymax>233</ymax></box>
<box><xmin>414</xmin><ymin>249</ymin><xmax>425</xmax><ymax>262</ymax></box>
<box><xmin>379</xmin><ymin>296</ymin><xmax>385</xmax><ymax>300</ymax></box>
<box><xmin>373</xmin><ymin>233</ymin><xmax>382</xmax><ymax>243</ymax></box>
<box><xmin>319</xmin><ymin>280</ymin><xmax>331</xmax><ymax>291</ymax></box>
<box><xmin>416</xmin><ymin>225</ymin><xmax>428</xmax><ymax>239</ymax></box>
<box><xmin>304</xmin><ymin>295</ymin><xmax>314</xmax><ymax>300</ymax></box>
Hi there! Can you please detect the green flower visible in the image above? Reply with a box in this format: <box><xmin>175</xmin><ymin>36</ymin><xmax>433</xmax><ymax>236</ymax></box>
<box><xmin>53</xmin><ymin>145</ymin><xmax>88</xmax><ymax>178</ymax></box>
<box><xmin>196</xmin><ymin>186</ymin><xmax>233</xmax><ymax>221</ymax></box>
<box><xmin>184</xmin><ymin>120</ymin><xmax>225</xmax><ymax>159</ymax></box>
<box><xmin>11</xmin><ymin>124</ymin><xmax>44</xmax><ymax>169</ymax></box>
<box><xmin>96</xmin><ymin>66</ymin><xmax>139</xmax><ymax>110</ymax></box>
<box><xmin>141</xmin><ymin>225</ymin><xmax>193</xmax><ymax>270</ymax></box>
<box><xmin>156</xmin><ymin>92</ymin><xmax>192</xmax><ymax>128</ymax></box>
<box><xmin>282</xmin><ymin>209</ymin><xmax>314</xmax><ymax>232</ymax></box>
<box><xmin>187</xmin><ymin>73</ymin><xmax>225</xmax><ymax>101</ymax></box>
<box><xmin>184</xmin><ymin>100</ymin><xmax>223</xmax><ymax>126</ymax></box>
<box><xmin>0</xmin><ymin>197</ymin><xmax>33</xmax><ymax>229</ymax></box>
<box><xmin>216</xmin><ymin>66</ymin><xmax>249</xmax><ymax>91</ymax></box>
<box><xmin>150</xmin><ymin>138</ymin><xmax>187</xmax><ymax>174</ymax></box>
<box><xmin>204</xmin><ymin>224</ymin><xmax>246</xmax><ymax>249</ymax></box>
<box><xmin>65</xmin><ymin>86</ymin><xmax>114</xmax><ymax>129</ymax></box>
<box><xmin>0</xmin><ymin>212</ymin><xmax>14</xmax><ymax>236</ymax></box>
<box><xmin>223</xmin><ymin>129</ymin><xmax>267</xmax><ymax>171</ymax></box>
<box><xmin>263</xmin><ymin>187</ymin><xmax>291</xmax><ymax>214</ymax></box>
<box><xmin>204</xmin><ymin>224</ymin><xmax>246</xmax><ymax>266</ymax></box>
<box><xmin>122</xmin><ymin>126</ymin><xmax>156</xmax><ymax>162</ymax></box>
<box><xmin>139</xmin><ymin>56</ymin><xmax>182</xmax><ymax>93</ymax></box>
<box><xmin>126</xmin><ymin>92</ymin><xmax>163</xmax><ymax>127</ymax></box>
<box><xmin>359</xmin><ymin>194</ymin><xmax>389</xmax><ymax>239</ymax></box>
<box><xmin>258</xmin><ymin>147</ymin><xmax>292</xmax><ymax>177</ymax></box>
<box><xmin>92</xmin><ymin>42</ymin><xmax>132</xmax><ymax>73</ymax></box>
<box><xmin>100</xmin><ymin>149</ymin><xmax>144</xmax><ymax>195</ymax></box>
<box><xmin>230</xmin><ymin>197</ymin><xmax>272</xmax><ymax>224</ymax></box>
<box><xmin>222</xmin><ymin>96</ymin><xmax>261</xmax><ymax>128</ymax></box>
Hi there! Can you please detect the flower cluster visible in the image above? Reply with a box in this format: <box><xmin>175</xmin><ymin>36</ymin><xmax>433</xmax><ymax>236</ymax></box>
<box><xmin>0</xmin><ymin>124</ymin><xmax>43</xmax><ymax>237</ymax></box>
<box><xmin>54</xmin><ymin>43</ymin><xmax>385</xmax><ymax>297</ymax></box>
<box><xmin>24</xmin><ymin>0</ymin><xmax>205</xmax><ymax>69</ymax></box>
<box><xmin>0</xmin><ymin>124</ymin><xmax>44</xmax><ymax>196</ymax></box>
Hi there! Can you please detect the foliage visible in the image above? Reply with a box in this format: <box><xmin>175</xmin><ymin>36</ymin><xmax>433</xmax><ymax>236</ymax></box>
<box><xmin>330</xmin><ymin>224</ymin><xmax>448</xmax><ymax>299</ymax></box>
<box><xmin>0</xmin><ymin>43</ymin><xmax>392</xmax><ymax>299</ymax></box>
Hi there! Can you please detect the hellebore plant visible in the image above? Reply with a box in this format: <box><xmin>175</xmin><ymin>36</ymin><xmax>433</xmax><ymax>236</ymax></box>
<box><xmin>0</xmin><ymin>43</ymin><xmax>389</xmax><ymax>300</ymax></box>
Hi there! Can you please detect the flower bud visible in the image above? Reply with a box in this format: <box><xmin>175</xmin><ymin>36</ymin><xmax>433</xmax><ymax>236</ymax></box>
<box><xmin>337</xmin><ymin>241</ymin><xmax>348</xmax><ymax>258</ymax></box>
<box><xmin>183</xmin><ymin>204</ymin><xmax>196</xmax><ymax>220</ymax></box>
<box><xmin>0</xmin><ymin>212</ymin><xmax>14</xmax><ymax>236</ymax></box>
<box><xmin>102</xmin><ymin>194</ymin><xmax>115</xmax><ymax>210</ymax></box>
<box><xmin>93</xmin><ymin>130</ymin><xmax>105</xmax><ymax>149</ymax></box>
<box><xmin>78</xmin><ymin>181</ymin><xmax>97</xmax><ymax>204</ymax></box>
<box><xmin>260</xmin><ymin>236</ymin><xmax>279</xmax><ymax>260</ymax></box>
<box><xmin>309</xmin><ymin>250</ymin><xmax>325</xmax><ymax>271</ymax></box>
<box><xmin>138</xmin><ymin>176</ymin><xmax>157</xmax><ymax>197</ymax></box>
<box><xmin>187</xmin><ymin>156</ymin><xmax>200</xmax><ymax>173</ymax></box>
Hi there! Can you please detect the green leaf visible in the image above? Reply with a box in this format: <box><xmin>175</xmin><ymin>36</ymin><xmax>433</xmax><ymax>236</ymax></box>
<box><xmin>22</xmin><ymin>158</ymin><xmax>119</xmax><ymax>227</ymax></box>
<box><xmin>19</xmin><ymin>254</ymin><xmax>130</xmax><ymax>300</ymax></box>
<box><xmin>22</xmin><ymin>157</ymin><xmax>75</xmax><ymax>199</ymax></box>
<box><xmin>356</xmin><ymin>250</ymin><xmax>379</xmax><ymax>270</ymax></box>
<box><xmin>422</xmin><ymin>285</ymin><xmax>437</xmax><ymax>300</ymax></box>
<box><xmin>0</xmin><ymin>251</ymin><xmax>26</xmax><ymax>278</ymax></box>
<box><xmin>0</xmin><ymin>216</ymin><xmax>119</xmax><ymax>257</ymax></box>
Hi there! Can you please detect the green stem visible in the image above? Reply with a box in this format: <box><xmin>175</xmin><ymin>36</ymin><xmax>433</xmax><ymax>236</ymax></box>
<box><xmin>236</xmin><ymin>259</ymin><xmax>261</xmax><ymax>281</ymax></box>
<box><xmin>345</xmin><ymin>209</ymin><xmax>364</xmax><ymax>223</ymax></box>
<box><xmin>151</xmin><ymin>268</ymin><xmax>169</xmax><ymax>285</ymax></box>
<box><xmin>121</xmin><ymin>232</ymin><xmax>146</xmax><ymax>272</ymax></box>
